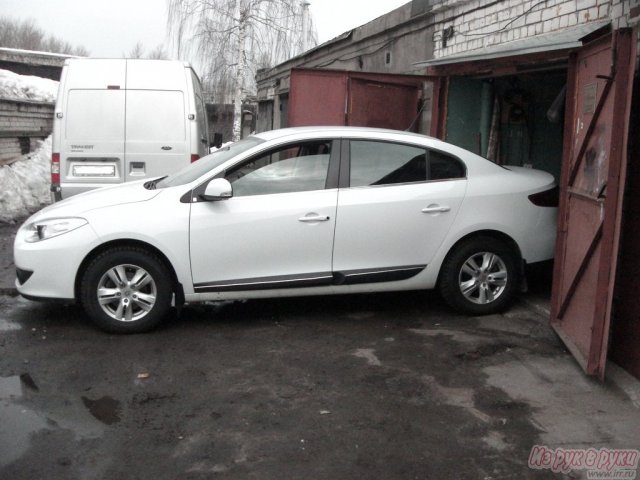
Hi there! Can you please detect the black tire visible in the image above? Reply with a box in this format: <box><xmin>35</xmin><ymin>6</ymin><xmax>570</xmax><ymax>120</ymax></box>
<box><xmin>80</xmin><ymin>247</ymin><xmax>173</xmax><ymax>333</ymax></box>
<box><xmin>439</xmin><ymin>236</ymin><xmax>520</xmax><ymax>315</ymax></box>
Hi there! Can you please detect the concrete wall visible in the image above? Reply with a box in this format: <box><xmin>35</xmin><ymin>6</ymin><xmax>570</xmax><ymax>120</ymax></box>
<box><xmin>0</xmin><ymin>98</ymin><xmax>54</xmax><ymax>164</ymax></box>
<box><xmin>0</xmin><ymin>47</ymin><xmax>71</xmax><ymax>81</ymax></box>
<box><xmin>427</xmin><ymin>0</ymin><xmax>639</xmax><ymax>59</ymax></box>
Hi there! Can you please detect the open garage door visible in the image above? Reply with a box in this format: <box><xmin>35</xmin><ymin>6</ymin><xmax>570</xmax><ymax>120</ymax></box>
<box><xmin>551</xmin><ymin>29</ymin><xmax>636</xmax><ymax>379</ymax></box>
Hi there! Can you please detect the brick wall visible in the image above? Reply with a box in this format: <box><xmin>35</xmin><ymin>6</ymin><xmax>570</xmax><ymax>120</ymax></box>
<box><xmin>0</xmin><ymin>98</ymin><xmax>54</xmax><ymax>164</ymax></box>
<box><xmin>429</xmin><ymin>0</ymin><xmax>640</xmax><ymax>59</ymax></box>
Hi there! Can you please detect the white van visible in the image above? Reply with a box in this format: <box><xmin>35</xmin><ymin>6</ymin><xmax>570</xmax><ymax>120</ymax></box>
<box><xmin>51</xmin><ymin>58</ymin><xmax>209</xmax><ymax>201</ymax></box>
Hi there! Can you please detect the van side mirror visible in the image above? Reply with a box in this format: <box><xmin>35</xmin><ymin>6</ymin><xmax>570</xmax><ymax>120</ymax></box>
<box><xmin>201</xmin><ymin>178</ymin><xmax>233</xmax><ymax>201</ymax></box>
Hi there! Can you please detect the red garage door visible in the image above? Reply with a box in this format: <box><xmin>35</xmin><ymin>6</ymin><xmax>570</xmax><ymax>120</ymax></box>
<box><xmin>288</xmin><ymin>68</ymin><xmax>441</xmax><ymax>136</ymax></box>
<box><xmin>551</xmin><ymin>29</ymin><xmax>636</xmax><ymax>379</ymax></box>
<box><xmin>349</xmin><ymin>78</ymin><xmax>422</xmax><ymax>132</ymax></box>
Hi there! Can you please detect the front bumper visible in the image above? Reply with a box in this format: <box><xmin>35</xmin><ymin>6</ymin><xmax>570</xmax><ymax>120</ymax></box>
<box><xmin>14</xmin><ymin>222</ymin><xmax>100</xmax><ymax>300</ymax></box>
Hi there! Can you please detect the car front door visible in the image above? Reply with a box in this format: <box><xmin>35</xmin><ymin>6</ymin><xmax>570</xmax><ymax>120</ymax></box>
<box><xmin>189</xmin><ymin>139</ymin><xmax>339</xmax><ymax>293</ymax></box>
<box><xmin>332</xmin><ymin>139</ymin><xmax>467</xmax><ymax>283</ymax></box>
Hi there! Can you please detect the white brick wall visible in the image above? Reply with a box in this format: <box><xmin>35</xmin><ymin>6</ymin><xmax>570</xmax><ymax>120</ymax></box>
<box><xmin>431</xmin><ymin>0</ymin><xmax>639</xmax><ymax>59</ymax></box>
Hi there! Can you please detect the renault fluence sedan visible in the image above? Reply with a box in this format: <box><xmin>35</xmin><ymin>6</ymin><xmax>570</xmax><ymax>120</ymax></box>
<box><xmin>14</xmin><ymin>127</ymin><xmax>557</xmax><ymax>333</ymax></box>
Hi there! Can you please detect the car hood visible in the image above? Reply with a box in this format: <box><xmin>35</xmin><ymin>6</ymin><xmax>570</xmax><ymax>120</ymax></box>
<box><xmin>34</xmin><ymin>181</ymin><xmax>162</xmax><ymax>219</ymax></box>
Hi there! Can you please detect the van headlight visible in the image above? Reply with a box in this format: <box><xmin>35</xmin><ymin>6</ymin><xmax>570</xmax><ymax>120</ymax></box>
<box><xmin>24</xmin><ymin>217</ymin><xmax>88</xmax><ymax>243</ymax></box>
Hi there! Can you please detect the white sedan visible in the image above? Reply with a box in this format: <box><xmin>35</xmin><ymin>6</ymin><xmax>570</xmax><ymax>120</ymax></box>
<box><xmin>14</xmin><ymin>127</ymin><xmax>557</xmax><ymax>333</ymax></box>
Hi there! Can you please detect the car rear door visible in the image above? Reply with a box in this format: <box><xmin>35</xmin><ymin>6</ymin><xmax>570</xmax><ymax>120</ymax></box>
<box><xmin>331</xmin><ymin>139</ymin><xmax>467</xmax><ymax>283</ymax></box>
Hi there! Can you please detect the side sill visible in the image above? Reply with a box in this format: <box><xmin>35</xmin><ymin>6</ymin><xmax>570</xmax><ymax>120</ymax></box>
<box><xmin>20</xmin><ymin>293</ymin><xmax>76</xmax><ymax>304</ymax></box>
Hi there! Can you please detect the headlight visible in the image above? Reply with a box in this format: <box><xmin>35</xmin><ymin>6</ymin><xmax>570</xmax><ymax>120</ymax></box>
<box><xmin>24</xmin><ymin>217</ymin><xmax>88</xmax><ymax>243</ymax></box>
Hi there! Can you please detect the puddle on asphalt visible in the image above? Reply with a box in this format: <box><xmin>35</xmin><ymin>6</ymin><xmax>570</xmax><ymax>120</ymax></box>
<box><xmin>0</xmin><ymin>373</ymin><xmax>38</xmax><ymax>399</ymax></box>
<box><xmin>0</xmin><ymin>375</ymin><xmax>48</xmax><ymax>467</ymax></box>
<box><xmin>0</xmin><ymin>374</ymin><xmax>108</xmax><ymax>467</ymax></box>
<box><xmin>81</xmin><ymin>396</ymin><xmax>121</xmax><ymax>425</ymax></box>
<box><xmin>0</xmin><ymin>317</ymin><xmax>21</xmax><ymax>331</ymax></box>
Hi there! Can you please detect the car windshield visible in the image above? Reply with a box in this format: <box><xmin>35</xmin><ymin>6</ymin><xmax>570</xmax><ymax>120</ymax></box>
<box><xmin>156</xmin><ymin>136</ymin><xmax>265</xmax><ymax>188</ymax></box>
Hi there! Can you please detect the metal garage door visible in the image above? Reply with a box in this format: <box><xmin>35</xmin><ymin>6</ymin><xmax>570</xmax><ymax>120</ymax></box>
<box><xmin>550</xmin><ymin>29</ymin><xmax>636</xmax><ymax>379</ymax></box>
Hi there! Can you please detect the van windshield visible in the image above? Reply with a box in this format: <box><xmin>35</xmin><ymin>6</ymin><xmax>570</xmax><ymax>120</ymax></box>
<box><xmin>156</xmin><ymin>137</ymin><xmax>265</xmax><ymax>188</ymax></box>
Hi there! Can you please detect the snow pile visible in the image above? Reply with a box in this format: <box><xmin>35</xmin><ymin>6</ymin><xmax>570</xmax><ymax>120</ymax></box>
<box><xmin>0</xmin><ymin>69</ymin><xmax>58</xmax><ymax>102</ymax></box>
<box><xmin>0</xmin><ymin>136</ymin><xmax>52</xmax><ymax>223</ymax></box>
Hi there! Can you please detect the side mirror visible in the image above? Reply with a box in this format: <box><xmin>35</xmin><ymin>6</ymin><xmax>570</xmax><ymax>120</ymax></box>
<box><xmin>201</xmin><ymin>178</ymin><xmax>233</xmax><ymax>201</ymax></box>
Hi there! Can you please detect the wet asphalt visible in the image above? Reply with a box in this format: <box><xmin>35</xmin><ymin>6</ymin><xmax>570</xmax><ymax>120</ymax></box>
<box><xmin>0</xmin><ymin>288</ymin><xmax>571</xmax><ymax>480</ymax></box>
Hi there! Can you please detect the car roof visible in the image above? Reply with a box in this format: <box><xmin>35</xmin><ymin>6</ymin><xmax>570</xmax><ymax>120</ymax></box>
<box><xmin>251</xmin><ymin>126</ymin><xmax>436</xmax><ymax>142</ymax></box>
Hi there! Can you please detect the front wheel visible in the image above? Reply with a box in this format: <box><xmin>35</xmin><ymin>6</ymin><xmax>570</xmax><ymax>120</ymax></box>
<box><xmin>439</xmin><ymin>236</ymin><xmax>520</xmax><ymax>315</ymax></box>
<box><xmin>80</xmin><ymin>248</ymin><xmax>173</xmax><ymax>333</ymax></box>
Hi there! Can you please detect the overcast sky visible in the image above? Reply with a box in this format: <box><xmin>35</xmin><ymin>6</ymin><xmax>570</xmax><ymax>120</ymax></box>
<box><xmin>1</xmin><ymin>0</ymin><xmax>410</xmax><ymax>58</ymax></box>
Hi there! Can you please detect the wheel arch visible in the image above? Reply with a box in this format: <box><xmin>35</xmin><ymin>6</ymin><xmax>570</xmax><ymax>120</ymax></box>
<box><xmin>437</xmin><ymin>229</ymin><xmax>523</xmax><ymax>285</ymax></box>
<box><xmin>74</xmin><ymin>239</ymin><xmax>185</xmax><ymax>306</ymax></box>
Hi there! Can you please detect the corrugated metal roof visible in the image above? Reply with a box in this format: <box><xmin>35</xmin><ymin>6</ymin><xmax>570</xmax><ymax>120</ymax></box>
<box><xmin>414</xmin><ymin>20</ymin><xmax>610</xmax><ymax>69</ymax></box>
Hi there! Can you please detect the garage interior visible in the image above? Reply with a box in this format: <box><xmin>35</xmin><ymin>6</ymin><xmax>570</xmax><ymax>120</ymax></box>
<box><xmin>445</xmin><ymin>71</ymin><xmax>566</xmax><ymax>181</ymax></box>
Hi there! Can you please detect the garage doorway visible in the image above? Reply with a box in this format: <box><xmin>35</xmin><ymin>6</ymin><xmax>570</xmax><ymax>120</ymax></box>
<box><xmin>445</xmin><ymin>71</ymin><xmax>566</xmax><ymax>181</ymax></box>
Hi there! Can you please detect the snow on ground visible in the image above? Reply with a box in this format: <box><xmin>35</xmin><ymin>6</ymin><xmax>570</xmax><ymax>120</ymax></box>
<box><xmin>0</xmin><ymin>68</ymin><xmax>58</xmax><ymax>102</ymax></box>
<box><xmin>0</xmin><ymin>136</ymin><xmax>52</xmax><ymax>223</ymax></box>
<box><xmin>0</xmin><ymin>69</ymin><xmax>59</xmax><ymax>222</ymax></box>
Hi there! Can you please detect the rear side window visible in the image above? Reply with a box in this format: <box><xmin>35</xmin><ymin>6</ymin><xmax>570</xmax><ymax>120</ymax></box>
<box><xmin>429</xmin><ymin>149</ymin><xmax>466</xmax><ymax>180</ymax></box>
<box><xmin>350</xmin><ymin>141</ymin><xmax>426</xmax><ymax>187</ymax></box>
<box><xmin>349</xmin><ymin>140</ymin><xmax>465</xmax><ymax>187</ymax></box>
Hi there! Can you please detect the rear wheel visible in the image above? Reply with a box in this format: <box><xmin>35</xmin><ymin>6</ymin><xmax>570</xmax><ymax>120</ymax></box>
<box><xmin>80</xmin><ymin>248</ymin><xmax>172</xmax><ymax>333</ymax></box>
<box><xmin>439</xmin><ymin>236</ymin><xmax>520</xmax><ymax>315</ymax></box>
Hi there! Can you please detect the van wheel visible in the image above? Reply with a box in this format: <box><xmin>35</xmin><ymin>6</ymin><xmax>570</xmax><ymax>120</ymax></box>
<box><xmin>439</xmin><ymin>236</ymin><xmax>520</xmax><ymax>315</ymax></box>
<box><xmin>80</xmin><ymin>248</ymin><xmax>172</xmax><ymax>333</ymax></box>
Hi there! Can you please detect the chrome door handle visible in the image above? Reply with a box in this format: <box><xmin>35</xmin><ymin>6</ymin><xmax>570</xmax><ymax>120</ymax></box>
<box><xmin>298</xmin><ymin>214</ymin><xmax>330</xmax><ymax>222</ymax></box>
<box><xmin>421</xmin><ymin>206</ymin><xmax>451</xmax><ymax>214</ymax></box>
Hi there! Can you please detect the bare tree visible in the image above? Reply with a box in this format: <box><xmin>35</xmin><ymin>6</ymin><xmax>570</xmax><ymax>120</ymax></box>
<box><xmin>126</xmin><ymin>42</ymin><xmax>169</xmax><ymax>59</ymax></box>
<box><xmin>147</xmin><ymin>44</ymin><xmax>169</xmax><ymax>59</ymax></box>
<box><xmin>0</xmin><ymin>16</ymin><xmax>89</xmax><ymax>56</ymax></box>
<box><xmin>167</xmin><ymin>0</ymin><xmax>317</xmax><ymax>140</ymax></box>
<box><xmin>127</xmin><ymin>41</ymin><xmax>146</xmax><ymax>58</ymax></box>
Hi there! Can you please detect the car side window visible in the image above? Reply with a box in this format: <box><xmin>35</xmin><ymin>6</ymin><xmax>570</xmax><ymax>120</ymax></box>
<box><xmin>350</xmin><ymin>141</ymin><xmax>427</xmax><ymax>187</ymax></box>
<box><xmin>349</xmin><ymin>141</ymin><xmax>466</xmax><ymax>187</ymax></box>
<box><xmin>429</xmin><ymin>149</ymin><xmax>466</xmax><ymax>180</ymax></box>
<box><xmin>226</xmin><ymin>140</ymin><xmax>332</xmax><ymax>197</ymax></box>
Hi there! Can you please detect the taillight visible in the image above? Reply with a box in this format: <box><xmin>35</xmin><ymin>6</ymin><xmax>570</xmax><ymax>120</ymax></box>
<box><xmin>191</xmin><ymin>154</ymin><xmax>200</xmax><ymax>163</ymax></box>
<box><xmin>51</xmin><ymin>153</ymin><xmax>60</xmax><ymax>185</ymax></box>
<box><xmin>528</xmin><ymin>186</ymin><xmax>559</xmax><ymax>207</ymax></box>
